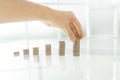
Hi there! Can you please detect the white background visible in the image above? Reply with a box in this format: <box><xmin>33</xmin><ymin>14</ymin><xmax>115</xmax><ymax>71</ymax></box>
<box><xmin>0</xmin><ymin>0</ymin><xmax>120</xmax><ymax>80</ymax></box>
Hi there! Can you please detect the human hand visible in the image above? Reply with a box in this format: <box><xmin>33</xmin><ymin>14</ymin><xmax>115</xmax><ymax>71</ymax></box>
<box><xmin>45</xmin><ymin>10</ymin><xmax>83</xmax><ymax>42</ymax></box>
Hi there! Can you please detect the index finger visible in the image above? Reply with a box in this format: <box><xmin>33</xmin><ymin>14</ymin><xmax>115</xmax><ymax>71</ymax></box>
<box><xmin>69</xmin><ymin>21</ymin><xmax>79</xmax><ymax>38</ymax></box>
<box><xmin>71</xmin><ymin>15</ymin><xmax>83</xmax><ymax>38</ymax></box>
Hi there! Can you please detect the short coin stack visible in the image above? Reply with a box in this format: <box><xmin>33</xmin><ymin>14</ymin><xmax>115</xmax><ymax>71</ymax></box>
<box><xmin>23</xmin><ymin>49</ymin><xmax>29</xmax><ymax>60</ymax></box>
<box><xmin>33</xmin><ymin>47</ymin><xmax>39</xmax><ymax>55</ymax></box>
<box><xmin>73</xmin><ymin>38</ymin><xmax>80</xmax><ymax>56</ymax></box>
<box><xmin>33</xmin><ymin>47</ymin><xmax>39</xmax><ymax>62</ymax></box>
<box><xmin>14</xmin><ymin>51</ymin><xmax>19</xmax><ymax>57</ymax></box>
<box><xmin>45</xmin><ymin>44</ymin><xmax>51</xmax><ymax>56</ymax></box>
<box><xmin>59</xmin><ymin>41</ymin><xmax>65</xmax><ymax>56</ymax></box>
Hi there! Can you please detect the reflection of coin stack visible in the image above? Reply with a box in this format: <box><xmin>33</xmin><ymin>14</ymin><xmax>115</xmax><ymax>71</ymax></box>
<box><xmin>46</xmin><ymin>44</ymin><xmax>51</xmax><ymax>56</ymax></box>
<box><xmin>14</xmin><ymin>51</ymin><xmax>19</xmax><ymax>57</ymax></box>
<box><xmin>33</xmin><ymin>47</ymin><xmax>39</xmax><ymax>55</ymax></box>
<box><xmin>59</xmin><ymin>41</ymin><xmax>65</xmax><ymax>56</ymax></box>
<box><xmin>73</xmin><ymin>38</ymin><xmax>80</xmax><ymax>56</ymax></box>
<box><xmin>23</xmin><ymin>49</ymin><xmax>29</xmax><ymax>60</ymax></box>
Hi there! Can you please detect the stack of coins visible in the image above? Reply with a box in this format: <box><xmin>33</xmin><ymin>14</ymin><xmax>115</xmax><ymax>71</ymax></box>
<box><xmin>33</xmin><ymin>47</ymin><xmax>39</xmax><ymax>63</ymax></box>
<box><xmin>73</xmin><ymin>38</ymin><xmax>80</xmax><ymax>56</ymax></box>
<box><xmin>33</xmin><ymin>47</ymin><xmax>39</xmax><ymax>55</ymax></box>
<box><xmin>14</xmin><ymin>51</ymin><xmax>19</xmax><ymax>57</ymax></box>
<box><xmin>23</xmin><ymin>49</ymin><xmax>29</xmax><ymax>60</ymax></box>
<box><xmin>59</xmin><ymin>41</ymin><xmax>65</xmax><ymax>56</ymax></box>
<box><xmin>45</xmin><ymin>44</ymin><xmax>51</xmax><ymax>56</ymax></box>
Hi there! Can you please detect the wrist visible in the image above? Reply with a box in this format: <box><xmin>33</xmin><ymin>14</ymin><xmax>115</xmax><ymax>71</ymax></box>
<box><xmin>37</xmin><ymin>6</ymin><xmax>57</xmax><ymax>25</ymax></box>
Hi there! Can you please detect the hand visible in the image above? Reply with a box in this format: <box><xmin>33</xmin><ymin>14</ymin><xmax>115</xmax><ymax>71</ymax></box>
<box><xmin>45</xmin><ymin>10</ymin><xmax>83</xmax><ymax>42</ymax></box>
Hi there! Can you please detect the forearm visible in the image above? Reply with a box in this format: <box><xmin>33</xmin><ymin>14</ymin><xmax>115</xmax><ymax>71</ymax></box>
<box><xmin>0</xmin><ymin>1</ymin><xmax>55</xmax><ymax>23</ymax></box>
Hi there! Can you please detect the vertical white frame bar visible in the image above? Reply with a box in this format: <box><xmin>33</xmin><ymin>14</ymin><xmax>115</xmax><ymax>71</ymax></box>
<box><xmin>86</xmin><ymin>39</ymin><xmax>90</xmax><ymax>80</ymax></box>
<box><xmin>86</xmin><ymin>1</ymin><xmax>90</xmax><ymax>80</ymax></box>
<box><xmin>25</xmin><ymin>21</ymin><xmax>29</xmax><ymax>48</ymax></box>
<box><xmin>86</xmin><ymin>0</ymin><xmax>90</xmax><ymax>38</ymax></box>
<box><xmin>113</xmin><ymin>38</ymin><xmax>117</xmax><ymax>80</ymax></box>
<box><xmin>113</xmin><ymin>1</ymin><xmax>118</xmax><ymax>38</ymax></box>
<box><xmin>56</xmin><ymin>0</ymin><xmax>62</xmax><ymax>39</ymax></box>
<box><xmin>25</xmin><ymin>21</ymin><xmax>34</xmax><ymax>80</ymax></box>
<box><xmin>113</xmin><ymin>0</ymin><xmax>118</xmax><ymax>80</ymax></box>
<box><xmin>113</xmin><ymin>10</ymin><xmax>117</xmax><ymax>37</ymax></box>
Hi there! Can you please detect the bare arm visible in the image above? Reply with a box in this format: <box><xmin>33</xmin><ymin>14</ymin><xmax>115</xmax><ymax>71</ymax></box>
<box><xmin>0</xmin><ymin>0</ymin><xmax>54</xmax><ymax>23</ymax></box>
<box><xmin>0</xmin><ymin>0</ymin><xmax>83</xmax><ymax>41</ymax></box>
